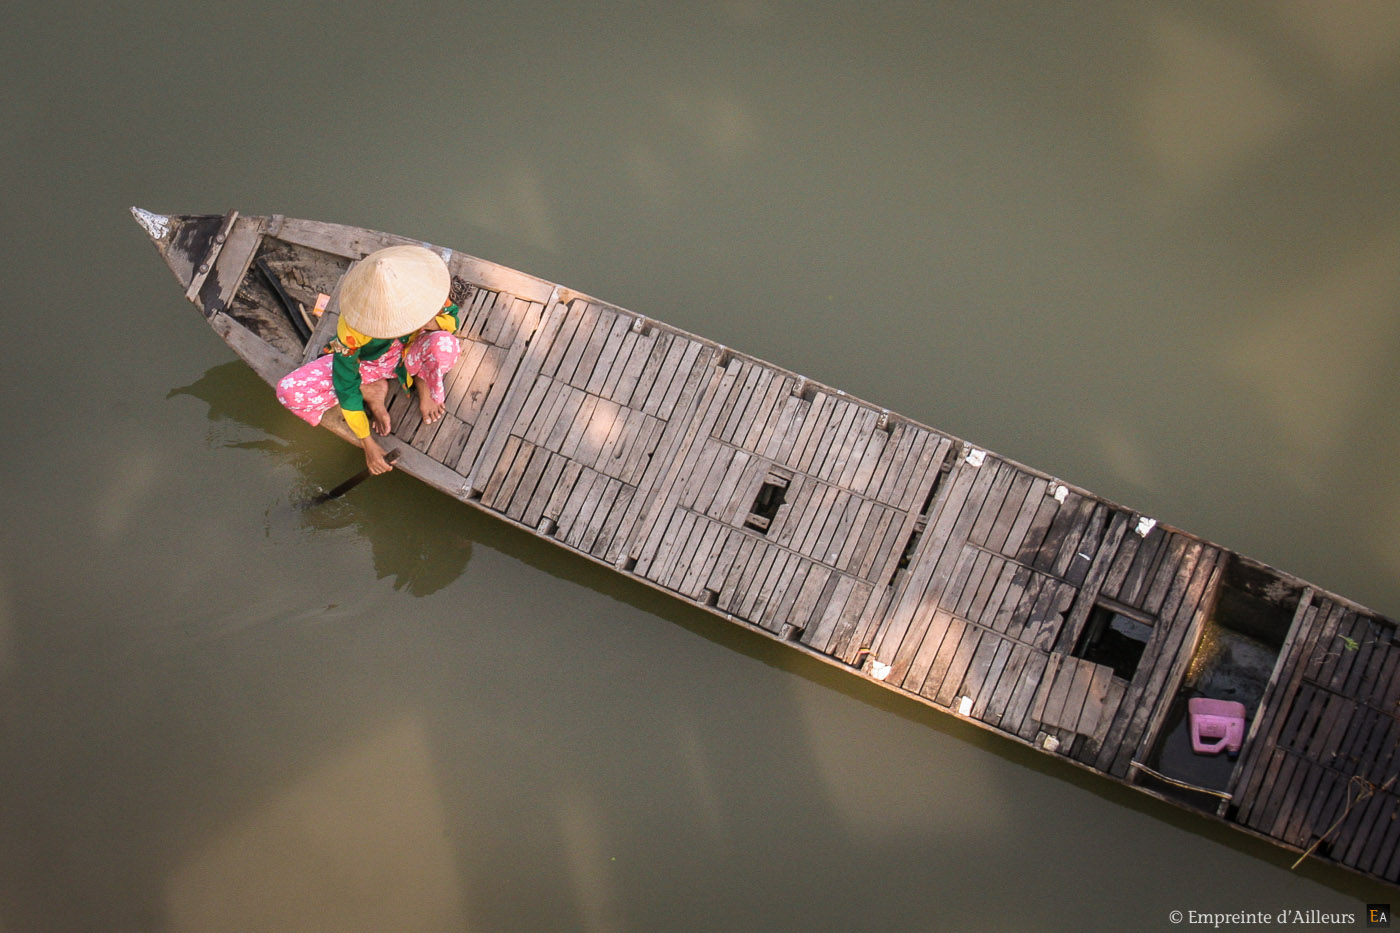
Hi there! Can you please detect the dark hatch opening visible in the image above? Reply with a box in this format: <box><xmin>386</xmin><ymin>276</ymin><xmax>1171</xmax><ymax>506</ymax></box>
<box><xmin>1072</xmin><ymin>605</ymin><xmax>1152</xmax><ymax>681</ymax></box>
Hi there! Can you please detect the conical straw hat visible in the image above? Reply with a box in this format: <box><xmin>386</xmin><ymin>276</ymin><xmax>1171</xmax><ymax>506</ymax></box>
<box><xmin>338</xmin><ymin>245</ymin><xmax>450</xmax><ymax>338</ymax></box>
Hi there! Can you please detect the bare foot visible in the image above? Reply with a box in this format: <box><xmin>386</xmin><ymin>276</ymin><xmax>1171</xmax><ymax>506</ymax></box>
<box><xmin>362</xmin><ymin>379</ymin><xmax>392</xmax><ymax>434</ymax></box>
<box><xmin>415</xmin><ymin>379</ymin><xmax>445</xmax><ymax>425</ymax></box>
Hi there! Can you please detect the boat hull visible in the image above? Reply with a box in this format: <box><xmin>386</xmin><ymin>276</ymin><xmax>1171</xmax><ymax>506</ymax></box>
<box><xmin>134</xmin><ymin>208</ymin><xmax>1400</xmax><ymax>888</ymax></box>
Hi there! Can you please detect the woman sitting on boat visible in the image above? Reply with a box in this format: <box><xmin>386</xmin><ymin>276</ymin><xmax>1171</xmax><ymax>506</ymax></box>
<box><xmin>276</xmin><ymin>245</ymin><xmax>462</xmax><ymax>474</ymax></box>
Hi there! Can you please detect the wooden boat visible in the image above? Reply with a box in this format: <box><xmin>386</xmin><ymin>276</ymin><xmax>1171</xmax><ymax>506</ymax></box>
<box><xmin>133</xmin><ymin>207</ymin><xmax>1400</xmax><ymax>887</ymax></box>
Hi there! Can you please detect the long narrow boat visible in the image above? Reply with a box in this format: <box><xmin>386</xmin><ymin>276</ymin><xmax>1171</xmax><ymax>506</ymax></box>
<box><xmin>133</xmin><ymin>207</ymin><xmax>1399</xmax><ymax>887</ymax></box>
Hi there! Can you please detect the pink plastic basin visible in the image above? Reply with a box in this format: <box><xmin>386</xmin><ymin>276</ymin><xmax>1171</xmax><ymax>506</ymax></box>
<box><xmin>1188</xmin><ymin>697</ymin><xmax>1247</xmax><ymax>755</ymax></box>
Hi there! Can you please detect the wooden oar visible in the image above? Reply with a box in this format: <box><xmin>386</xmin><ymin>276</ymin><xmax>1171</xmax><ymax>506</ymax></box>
<box><xmin>304</xmin><ymin>448</ymin><xmax>400</xmax><ymax>506</ymax></box>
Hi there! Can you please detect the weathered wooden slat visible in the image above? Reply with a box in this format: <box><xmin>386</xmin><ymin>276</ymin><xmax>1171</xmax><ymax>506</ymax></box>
<box><xmin>624</xmin><ymin>332</ymin><xmax>675</xmax><ymax>409</ymax></box>
<box><xmin>782</xmin><ymin>392</ymin><xmax>830</xmax><ymax>472</ymax></box>
<box><xmin>1002</xmin><ymin>651</ymin><xmax>1052</xmax><ymax>738</ymax></box>
<box><xmin>1116</xmin><ymin>526</ymin><xmax>1168</xmax><ymax>608</ymax></box>
<box><xmin>597</xmin><ymin>325</ymin><xmax>641</xmax><ymax>400</ymax></box>
<box><xmin>931</xmin><ymin>621</ymin><xmax>985</xmax><ymax>706</ymax></box>
<box><xmin>868</xmin><ymin>455</ymin><xmax>978</xmax><ymax>662</ymax></box>
<box><xmin>583</xmin><ymin>314</ymin><xmax>635</xmax><ymax>396</ymax></box>
<box><xmin>589</xmin><ymin>485</ymin><xmax>635</xmax><ymax>559</ymax></box>
<box><xmin>758</xmin><ymin>394</ymin><xmax>804</xmax><ymax>462</ymax></box>
<box><xmin>538</xmin><ymin>300</ymin><xmax>586</xmax><ymax>377</ymax></box>
<box><xmin>567</xmin><ymin>307</ymin><xmax>621</xmax><ymax>391</ymax></box>
<box><xmin>480</xmin><ymin>436</ymin><xmax>527</xmax><ymax>507</ymax></box>
<box><xmin>551</xmin><ymin>302</ymin><xmax>605</xmax><ymax>385</ymax></box>
<box><xmin>494</xmin><ymin>440</ymin><xmax>546</xmax><ymax>516</ymax></box>
<box><xmin>740</xmin><ymin>372</ymin><xmax>791</xmax><ymax>453</ymax></box>
<box><xmin>1110</xmin><ymin>545</ymin><xmax>1222</xmax><ymax>776</ymax></box>
<box><xmin>503</xmin><ymin>443</ymin><xmax>555</xmax><ymax>521</ymax></box>
<box><xmin>834</xmin><ymin>499</ymin><xmax>878</xmax><ymax>572</ymax></box>
<box><xmin>541</xmin><ymin>460</ymin><xmax>586</xmax><ymax>525</ymax></box>
<box><xmin>1051</xmin><ymin>511</ymin><xmax>1132</xmax><ymax>655</ymax></box>
<box><xmin>809</xmin><ymin>401</ymin><xmax>859</xmax><ymax>480</ymax></box>
<box><xmin>456</xmin><ymin>298</ymin><xmax>550</xmax><ymax>478</ymax></box>
<box><xmin>607</xmin><ymin>352</ymin><xmax>727</xmax><ymax>565</ymax></box>
<box><xmin>609</xmin><ymin>329</ymin><xmax>658</xmax><ymax>404</ymax></box>
<box><xmin>802</xmin><ymin>573</ymin><xmax>858</xmax><ymax>649</ymax></box>
<box><xmin>677</xmin><ymin>519</ymin><xmax>725</xmax><ymax>598</ymax></box>
<box><xmin>767</xmin><ymin>560</ymin><xmax>819</xmax><ymax>633</ymax></box>
<box><xmin>726</xmin><ymin>367</ymin><xmax>775</xmax><ymax>445</ymax></box>
<box><xmin>881</xmin><ymin>430</ymin><xmax>934</xmax><ymax>509</ymax></box>
<box><xmin>578</xmin><ymin>478</ymin><xmax>624</xmax><ymax>554</ymax></box>
<box><xmin>521</xmin><ymin>452</ymin><xmax>567</xmax><ymax>528</ymax></box>
<box><xmin>556</xmin><ymin>469</ymin><xmax>602</xmax><ymax>545</ymax></box>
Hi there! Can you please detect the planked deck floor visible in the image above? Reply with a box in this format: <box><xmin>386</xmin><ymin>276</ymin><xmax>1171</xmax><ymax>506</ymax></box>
<box><xmin>149</xmin><ymin>209</ymin><xmax>1400</xmax><ymax>888</ymax></box>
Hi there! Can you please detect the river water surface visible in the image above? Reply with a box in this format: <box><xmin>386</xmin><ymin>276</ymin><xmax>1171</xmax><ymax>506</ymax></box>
<box><xmin>3</xmin><ymin>2</ymin><xmax>1399</xmax><ymax>930</ymax></box>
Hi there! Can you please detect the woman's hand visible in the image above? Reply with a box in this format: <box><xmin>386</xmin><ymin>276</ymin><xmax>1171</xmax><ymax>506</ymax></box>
<box><xmin>363</xmin><ymin>436</ymin><xmax>395</xmax><ymax>474</ymax></box>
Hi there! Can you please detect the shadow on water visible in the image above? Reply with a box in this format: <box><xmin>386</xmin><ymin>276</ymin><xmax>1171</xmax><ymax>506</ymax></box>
<box><xmin>169</xmin><ymin>361</ymin><xmax>472</xmax><ymax>597</ymax></box>
<box><xmin>168</xmin><ymin>363</ymin><xmax>1384</xmax><ymax>905</ymax></box>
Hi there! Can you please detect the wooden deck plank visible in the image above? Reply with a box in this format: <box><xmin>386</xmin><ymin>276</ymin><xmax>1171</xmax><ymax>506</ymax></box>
<box><xmin>878</xmin><ymin>430</ymin><xmax>930</xmax><ymax>507</ymax></box>
<box><xmin>868</xmin><ymin>457</ymin><xmax>980</xmax><ymax>663</ymax></box>
<box><xmin>504</xmin><ymin>443</ymin><xmax>553</xmax><ymax>521</ymax></box>
<box><xmin>441</xmin><ymin>339</ymin><xmax>490</xmax><ymax>414</ymax></box>
<box><xmin>741</xmin><ymin>372</ymin><xmax>792</xmax><ymax>453</ymax></box>
<box><xmin>834</xmin><ymin>499</ymin><xmax>878</xmax><ymax>572</ymax></box>
<box><xmin>814</xmin><ymin>492</ymin><xmax>862</xmax><ymax>567</ymax></box>
<box><xmin>802</xmin><ymin>574</ymin><xmax>858</xmax><ymax>650</ymax></box>
<box><xmin>821</xmin><ymin>580</ymin><xmax>874</xmax><ymax>656</ymax></box>
<box><xmin>846</xmin><ymin>427</ymin><xmax>888</xmax><ymax>494</ymax></box>
<box><xmin>510</xmin><ymin>374</ymin><xmax>558</xmax><ymax>444</ymax></box>
<box><xmin>758</xmin><ymin>394</ymin><xmax>804</xmax><ymax>461</ymax></box>
<box><xmin>541</xmin><ymin>461</ymin><xmax>586</xmax><ymax>525</ymax></box>
<box><xmin>480</xmin><ymin>436</ymin><xmax>527</xmax><ymax>507</ymax></box>
<box><xmin>931</xmin><ymin>621</ymin><xmax>985</xmax><ymax>706</ymax></box>
<box><xmin>967</xmin><ymin>462</ymin><xmax>1016</xmax><ymax>546</ymax></box>
<box><xmin>456</xmin><ymin>297</ymin><xmax>550</xmax><ymax>478</ymax></box>
<box><xmin>716</xmin><ymin>362</ymin><xmax>763</xmax><ymax>443</ymax></box>
<box><xmin>589</xmin><ymin>485</ymin><xmax>636</xmax><ymax>559</ymax></box>
<box><xmin>983</xmin><ymin>644</ymin><xmax>1033</xmax><ymax>724</ymax></box>
<box><xmin>567</xmin><ymin>307</ymin><xmax>620</xmax><ymax>391</ymax></box>
<box><xmin>583</xmin><ymin>314</ymin><xmax>635</xmax><ymax>396</ymax></box>
<box><xmin>738</xmin><ymin>546</ymin><xmax>785</xmax><ymax>621</ymax></box>
<box><xmin>557</xmin><ymin>394</ymin><xmax>601</xmax><ymax>460</ymax></box>
<box><xmin>678</xmin><ymin>520</ymin><xmax>725</xmax><ymax>598</ymax></box>
<box><xmin>608</xmin><ymin>353</ymin><xmax>729</xmax><ymax>565</ymax></box>
<box><xmin>521</xmin><ymin>453</ymin><xmax>567</xmax><ymax>528</ymax></box>
<box><xmin>884</xmin><ymin>458</ymin><xmax>999</xmax><ymax>680</ymax></box>
<box><xmin>1116</xmin><ymin>526</ymin><xmax>1167</xmax><ymax>608</ymax></box>
<box><xmin>609</xmin><ymin>329</ymin><xmax>658</xmax><ymax>404</ymax></box>
<box><xmin>860</xmin><ymin>422</ymin><xmax>907</xmax><ymax>500</ymax></box>
<box><xmin>966</xmin><ymin>636</ymin><xmax>1013</xmax><ymax>718</ymax></box>
<box><xmin>725</xmin><ymin>367</ymin><xmax>775</xmax><ymax>445</ymax></box>
<box><xmin>555</xmin><ymin>468</ymin><xmax>601</xmax><ymax>544</ymax></box>
<box><xmin>551</xmin><ymin>302</ymin><xmax>604</xmax><ymax>385</ymax></box>
<box><xmin>1108</xmin><ymin>545</ymin><xmax>1222</xmax><ymax>776</ymax></box>
<box><xmin>595</xmin><ymin>325</ymin><xmax>640</xmax><ymax>399</ymax></box>
<box><xmin>1002</xmin><ymin>651</ymin><xmax>1052</xmax><ymax>738</ymax></box>
<box><xmin>655</xmin><ymin>341</ymin><xmax>706</xmax><ymax>421</ymax></box>
<box><xmin>764</xmin><ymin>560</ymin><xmax>817</xmax><ymax>633</ymax></box>
<box><xmin>578</xmin><ymin>478</ymin><xmax>624</xmax><ymax>554</ymax></box>
<box><xmin>855</xmin><ymin>508</ymin><xmax>899</xmax><ymax>581</ymax></box>
<box><xmin>575</xmin><ymin>397</ymin><xmax>623</xmax><ymax>467</ymax></box>
<box><xmin>794</xmin><ymin>394</ymin><xmax>841</xmax><ymax>474</ymax></box>
<box><xmin>819</xmin><ymin>404</ymin><xmax>871</xmax><ymax>483</ymax></box>
<box><xmin>624</xmin><ymin>332</ymin><xmax>674</xmax><ymax>409</ymax></box>
<box><xmin>717</xmin><ymin>535</ymin><xmax>763</xmax><ymax>612</ymax></box>
<box><xmin>980</xmin><ymin>470</ymin><xmax>1033</xmax><ymax>553</ymax></box>
<box><xmin>808</xmin><ymin>401</ymin><xmax>859</xmax><ymax>480</ymax></box>
<box><xmin>682</xmin><ymin>443</ymin><xmax>731</xmax><ymax>513</ymax></box>
<box><xmin>1052</xmin><ymin>511</ymin><xmax>1132</xmax><ymax>655</ymax></box>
